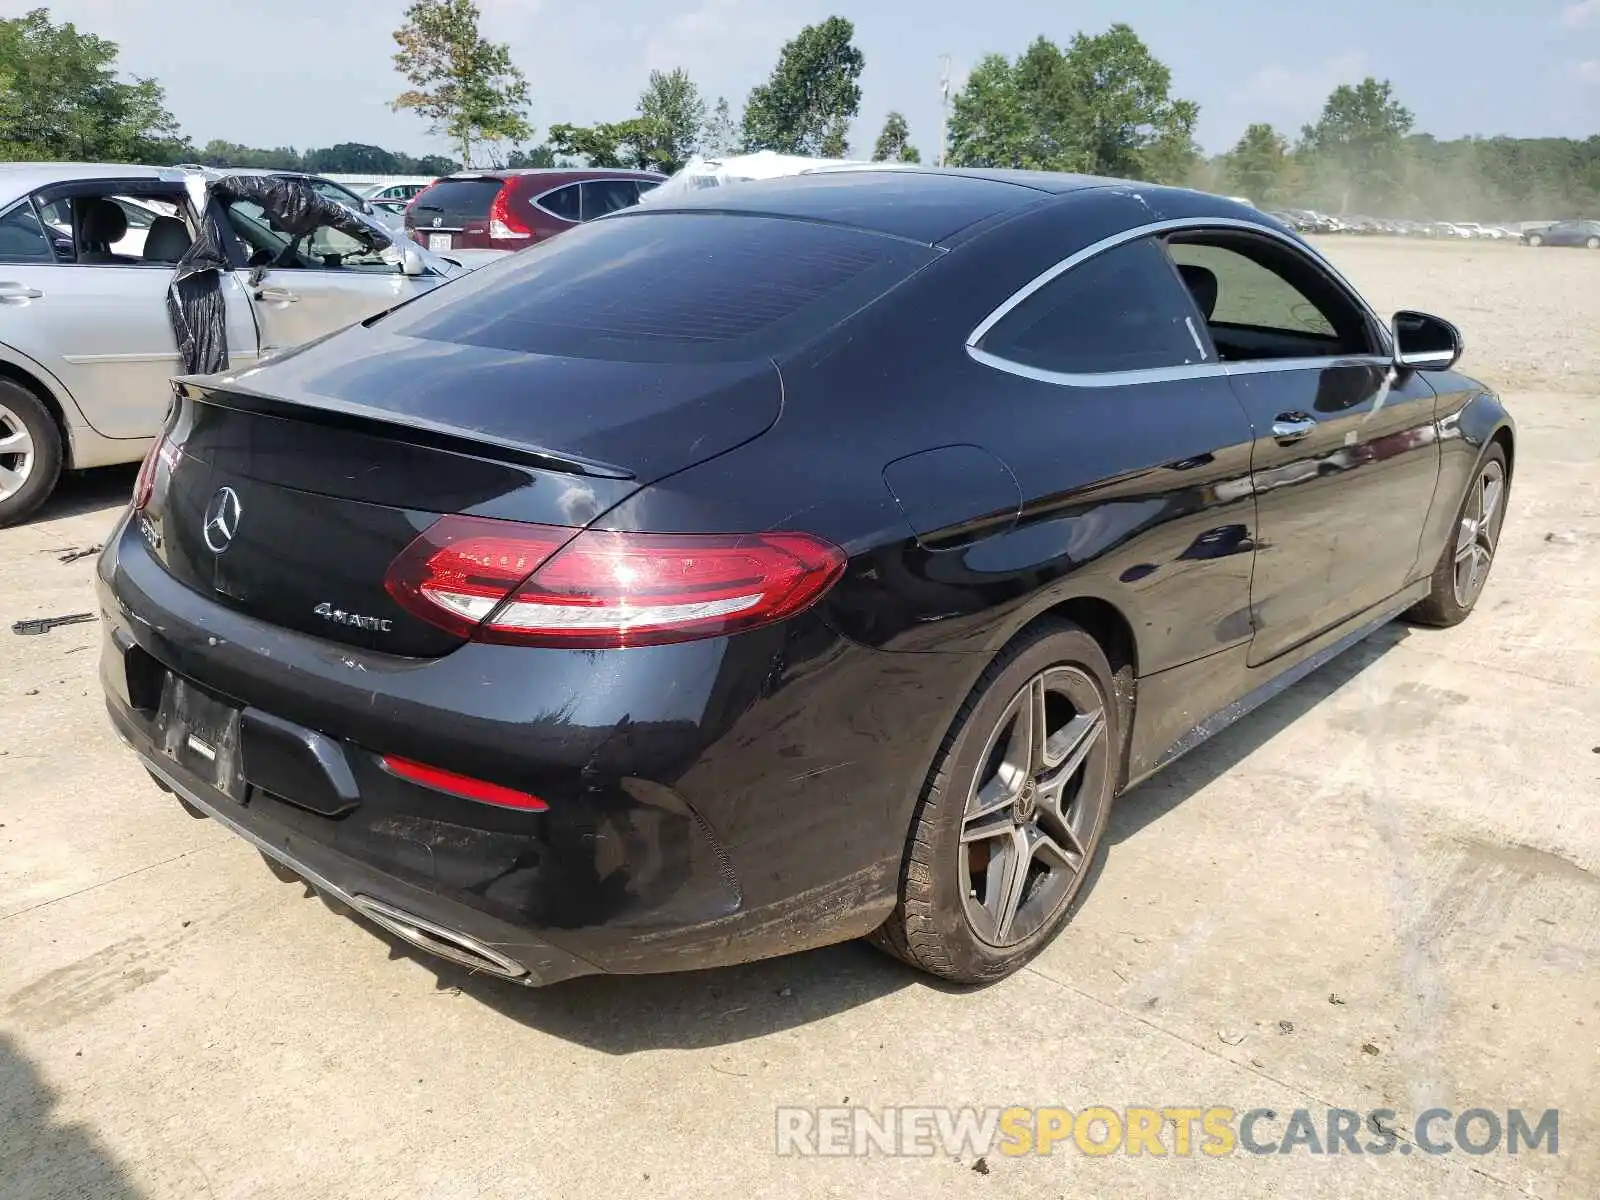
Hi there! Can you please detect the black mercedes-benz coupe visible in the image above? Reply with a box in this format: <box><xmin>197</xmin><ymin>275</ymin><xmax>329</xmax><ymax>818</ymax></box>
<box><xmin>100</xmin><ymin>169</ymin><xmax>1514</xmax><ymax>986</ymax></box>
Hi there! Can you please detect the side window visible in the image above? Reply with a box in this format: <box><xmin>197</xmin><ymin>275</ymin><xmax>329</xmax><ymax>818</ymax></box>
<box><xmin>976</xmin><ymin>237</ymin><xmax>1206</xmax><ymax>376</ymax></box>
<box><xmin>32</xmin><ymin>192</ymin><xmax>189</xmax><ymax>265</ymax></box>
<box><xmin>0</xmin><ymin>202</ymin><xmax>55</xmax><ymax>263</ymax></box>
<box><xmin>537</xmin><ymin>184</ymin><xmax>580</xmax><ymax>222</ymax></box>
<box><xmin>224</xmin><ymin>200</ymin><xmax>392</xmax><ymax>273</ymax></box>
<box><xmin>1166</xmin><ymin>236</ymin><xmax>1374</xmax><ymax>361</ymax></box>
<box><xmin>580</xmin><ymin>180</ymin><xmax>641</xmax><ymax>221</ymax></box>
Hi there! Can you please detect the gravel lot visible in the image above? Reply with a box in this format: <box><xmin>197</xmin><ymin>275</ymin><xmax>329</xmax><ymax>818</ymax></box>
<box><xmin>2</xmin><ymin>237</ymin><xmax>1596</xmax><ymax>1199</ymax></box>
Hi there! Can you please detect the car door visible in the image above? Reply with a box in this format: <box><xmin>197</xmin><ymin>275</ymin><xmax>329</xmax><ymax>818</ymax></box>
<box><xmin>1165</xmin><ymin>229</ymin><xmax>1440</xmax><ymax>665</ymax></box>
<box><xmin>220</xmin><ymin>196</ymin><xmax>437</xmax><ymax>358</ymax></box>
<box><xmin>0</xmin><ymin>185</ymin><xmax>259</xmax><ymax>441</ymax></box>
<box><xmin>965</xmin><ymin>234</ymin><xmax>1260</xmax><ymax>673</ymax></box>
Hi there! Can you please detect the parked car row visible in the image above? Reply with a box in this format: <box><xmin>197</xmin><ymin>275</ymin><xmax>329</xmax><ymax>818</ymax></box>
<box><xmin>1266</xmin><ymin>209</ymin><xmax>1525</xmax><ymax>240</ymax></box>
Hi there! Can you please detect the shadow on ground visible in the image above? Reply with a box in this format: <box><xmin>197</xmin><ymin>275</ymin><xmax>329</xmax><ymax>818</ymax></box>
<box><xmin>334</xmin><ymin>624</ymin><xmax>1410</xmax><ymax>1054</ymax></box>
<box><xmin>32</xmin><ymin>464</ymin><xmax>138</xmax><ymax>525</ymax></box>
<box><xmin>0</xmin><ymin>1032</ymin><xmax>139</xmax><ymax>1200</ymax></box>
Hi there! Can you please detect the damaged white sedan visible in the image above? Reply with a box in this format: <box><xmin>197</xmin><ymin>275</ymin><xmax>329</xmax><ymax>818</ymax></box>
<box><xmin>0</xmin><ymin>163</ymin><xmax>472</xmax><ymax>524</ymax></box>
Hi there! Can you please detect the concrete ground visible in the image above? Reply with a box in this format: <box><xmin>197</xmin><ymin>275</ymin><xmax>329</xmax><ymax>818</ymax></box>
<box><xmin>2</xmin><ymin>238</ymin><xmax>1596</xmax><ymax>1198</ymax></box>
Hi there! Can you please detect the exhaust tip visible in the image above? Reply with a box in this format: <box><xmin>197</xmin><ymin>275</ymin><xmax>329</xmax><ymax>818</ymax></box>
<box><xmin>350</xmin><ymin>894</ymin><xmax>528</xmax><ymax>980</ymax></box>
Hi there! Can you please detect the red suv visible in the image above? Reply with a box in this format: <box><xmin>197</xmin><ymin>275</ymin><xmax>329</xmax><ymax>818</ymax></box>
<box><xmin>404</xmin><ymin>168</ymin><xmax>665</xmax><ymax>252</ymax></box>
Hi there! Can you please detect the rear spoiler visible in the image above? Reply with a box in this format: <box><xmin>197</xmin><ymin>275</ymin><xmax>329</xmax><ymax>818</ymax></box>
<box><xmin>173</xmin><ymin>378</ymin><xmax>635</xmax><ymax>481</ymax></box>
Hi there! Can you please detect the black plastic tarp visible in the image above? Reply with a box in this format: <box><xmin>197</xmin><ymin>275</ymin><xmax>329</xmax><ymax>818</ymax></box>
<box><xmin>167</xmin><ymin>174</ymin><xmax>394</xmax><ymax>375</ymax></box>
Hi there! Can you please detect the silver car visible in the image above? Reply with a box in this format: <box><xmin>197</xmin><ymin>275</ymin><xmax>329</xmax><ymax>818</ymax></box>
<box><xmin>0</xmin><ymin>162</ymin><xmax>467</xmax><ymax>524</ymax></box>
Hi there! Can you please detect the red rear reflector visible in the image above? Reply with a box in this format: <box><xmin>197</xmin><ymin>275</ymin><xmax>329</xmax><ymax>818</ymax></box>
<box><xmin>383</xmin><ymin>516</ymin><xmax>846</xmax><ymax>648</ymax></box>
<box><xmin>381</xmin><ymin>755</ymin><xmax>548</xmax><ymax>811</ymax></box>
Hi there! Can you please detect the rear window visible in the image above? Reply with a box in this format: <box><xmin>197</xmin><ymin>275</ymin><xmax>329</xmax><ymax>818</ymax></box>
<box><xmin>411</xmin><ymin>178</ymin><xmax>501</xmax><ymax>218</ymax></box>
<box><xmin>380</xmin><ymin>212</ymin><xmax>938</xmax><ymax>363</ymax></box>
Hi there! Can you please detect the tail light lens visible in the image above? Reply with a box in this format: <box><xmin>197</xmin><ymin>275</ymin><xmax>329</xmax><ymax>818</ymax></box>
<box><xmin>488</xmin><ymin>183</ymin><xmax>531</xmax><ymax>239</ymax></box>
<box><xmin>132</xmin><ymin>430</ymin><xmax>180</xmax><ymax>510</ymax></box>
<box><xmin>384</xmin><ymin>515</ymin><xmax>845</xmax><ymax>648</ymax></box>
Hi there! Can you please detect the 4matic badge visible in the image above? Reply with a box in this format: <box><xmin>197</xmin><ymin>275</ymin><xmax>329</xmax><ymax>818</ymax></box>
<box><xmin>314</xmin><ymin>603</ymin><xmax>394</xmax><ymax>633</ymax></box>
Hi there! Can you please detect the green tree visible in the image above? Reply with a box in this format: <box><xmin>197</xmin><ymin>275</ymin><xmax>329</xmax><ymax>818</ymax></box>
<box><xmin>1224</xmin><ymin>122</ymin><xmax>1292</xmax><ymax>204</ymax></box>
<box><xmin>548</xmin><ymin>118</ymin><xmax>659</xmax><ymax>170</ymax></box>
<box><xmin>506</xmin><ymin>144</ymin><xmax>555</xmax><ymax>168</ymax></box>
<box><xmin>1298</xmin><ymin>78</ymin><xmax>1413</xmax><ymax>212</ymax></box>
<box><xmin>0</xmin><ymin>8</ymin><xmax>188</xmax><ymax>163</ymax></box>
<box><xmin>741</xmin><ymin>16</ymin><xmax>865</xmax><ymax>155</ymax></box>
<box><xmin>392</xmin><ymin>0</ymin><xmax>530</xmax><ymax>169</ymax></box>
<box><xmin>872</xmin><ymin>111</ymin><xmax>921</xmax><ymax>162</ymax></box>
<box><xmin>701</xmin><ymin>96</ymin><xmax>739</xmax><ymax>157</ymax></box>
<box><xmin>946</xmin><ymin>26</ymin><xmax>1198</xmax><ymax>181</ymax></box>
<box><xmin>638</xmin><ymin>67</ymin><xmax>705</xmax><ymax>173</ymax></box>
<box><xmin>946</xmin><ymin>53</ymin><xmax>1034</xmax><ymax>168</ymax></box>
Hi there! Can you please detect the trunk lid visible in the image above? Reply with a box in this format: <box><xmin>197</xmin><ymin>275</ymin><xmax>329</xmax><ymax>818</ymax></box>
<box><xmin>148</xmin><ymin>338</ymin><xmax>781</xmax><ymax>656</ymax></box>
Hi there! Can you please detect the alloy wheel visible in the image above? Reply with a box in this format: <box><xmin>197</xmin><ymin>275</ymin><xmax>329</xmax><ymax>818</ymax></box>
<box><xmin>1453</xmin><ymin>458</ymin><xmax>1505</xmax><ymax>608</ymax></box>
<box><xmin>0</xmin><ymin>402</ymin><xmax>35</xmax><ymax>501</ymax></box>
<box><xmin>959</xmin><ymin>666</ymin><xmax>1109</xmax><ymax>947</ymax></box>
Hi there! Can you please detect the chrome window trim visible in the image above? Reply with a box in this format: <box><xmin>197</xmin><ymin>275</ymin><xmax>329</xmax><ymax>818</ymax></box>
<box><xmin>968</xmin><ymin>347</ymin><xmax>1227</xmax><ymax>389</ymax></box>
<box><xmin>966</xmin><ymin>215</ymin><xmax>1394</xmax><ymax>388</ymax></box>
<box><xmin>530</xmin><ymin>182</ymin><xmax>580</xmax><ymax>224</ymax></box>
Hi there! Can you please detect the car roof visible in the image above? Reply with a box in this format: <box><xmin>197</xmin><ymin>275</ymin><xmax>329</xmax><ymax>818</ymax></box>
<box><xmin>625</xmin><ymin>166</ymin><xmax>1246</xmax><ymax>246</ymax></box>
<box><xmin>0</xmin><ymin>161</ymin><xmax>190</xmax><ymax>202</ymax></box>
<box><xmin>437</xmin><ymin>168</ymin><xmax>667</xmax><ymax>184</ymax></box>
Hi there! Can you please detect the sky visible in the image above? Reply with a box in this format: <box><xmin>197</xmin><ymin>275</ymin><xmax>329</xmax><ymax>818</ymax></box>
<box><xmin>40</xmin><ymin>0</ymin><xmax>1600</xmax><ymax>163</ymax></box>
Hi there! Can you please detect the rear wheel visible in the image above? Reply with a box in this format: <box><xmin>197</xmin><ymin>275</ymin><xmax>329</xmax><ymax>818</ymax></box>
<box><xmin>1408</xmin><ymin>444</ymin><xmax>1508</xmax><ymax>628</ymax></box>
<box><xmin>1527</xmin><ymin>233</ymin><xmax>1543</xmax><ymax>247</ymax></box>
<box><xmin>872</xmin><ymin>622</ymin><xmax>1119</xmax><ymax>984</ymax></box>
<box><xmin>1587</xmin><ymin>236</ymin><xmax>1600</xmax><ymax>250</ymax></box>
<box><xmin>0</xmin><ymin>380</ymin><xmax>62</xmax><ymax>527</ymax></box>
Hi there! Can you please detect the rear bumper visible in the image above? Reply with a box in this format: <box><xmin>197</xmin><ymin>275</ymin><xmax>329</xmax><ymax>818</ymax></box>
<box><xmin>98</xmin><ymin>512</ymin><xmax>983</xmax><ymax>983</ymax></box>
<box><xmin>114</xmin><ymin>708</ymin><xmax>593</xmax><ymax>984</ymax></box>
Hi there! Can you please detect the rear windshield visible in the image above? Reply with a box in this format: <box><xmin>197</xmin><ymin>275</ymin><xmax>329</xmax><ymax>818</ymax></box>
<box><xmin>380</xmin><ymin>211</ymin><xmax>937</xmax><ymax>363</ymax></box>
<box><xmin>411</xmin><ymin>178</ymin><xmax>501</xmax><ymax>217</ymax></box>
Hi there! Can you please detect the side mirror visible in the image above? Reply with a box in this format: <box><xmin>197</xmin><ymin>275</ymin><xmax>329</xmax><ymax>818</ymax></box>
<box><xmin>401</xmin><ymin>246</ymin><xmax>427</xmax><ymax>277</ymax></box>
<box><xmin>1392</xmin><ymin>310</ymin><xmax>1463</xmax><ymax>372</ymax></box>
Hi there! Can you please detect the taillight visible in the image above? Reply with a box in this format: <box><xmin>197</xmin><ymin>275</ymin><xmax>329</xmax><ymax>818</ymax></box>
<box><xmin>382</xmin><ymin>754</ymin><xmax>547</xmax><ymax>811</ymax></box>
<box><xmin>383</xmin><ymin>515</ymin><xmax>846</xmax><ymax>648</ymax></box>
<box><xmin>132</xmin><ymin>430</ymin><xmax>180</xmax><ymax>510</ymax></box>
<box><xmin>488</xmin><ymin>183</ymin><xmax>531</xmax><ymax>239</ymax></box>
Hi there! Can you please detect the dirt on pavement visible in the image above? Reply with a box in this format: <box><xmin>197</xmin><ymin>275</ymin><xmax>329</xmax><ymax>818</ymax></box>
<box><xmin>1</xmin><ymin>237</ymin><xmax>1596</xmax><ymax>1199</ymax></box>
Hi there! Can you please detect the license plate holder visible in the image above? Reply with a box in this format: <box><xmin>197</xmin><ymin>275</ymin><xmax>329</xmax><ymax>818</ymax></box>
<box><xmin>154</xmin><ymin>674</ymin><xmax>245</xmax><ymax>801</ymax></box>
<box><xmin>427</xmin><ymin>233</ymin><xmax>453</xmax><ymax>251</ymax></box>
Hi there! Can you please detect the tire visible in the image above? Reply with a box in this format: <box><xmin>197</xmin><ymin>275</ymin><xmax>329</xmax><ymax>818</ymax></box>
<box><xmin>1587</xmin><ymin>237</ymin><xmax>1600</xmax><ymax>250</ymax></box>
<box><xmin>1407</xmin><ymin>443</ymin><xmax>1509</xmax><ymax>628</ymax></box>
<box><xmin>871</xmin><ymin>621</ymin><xmax>1120</xmax><ymax>984</ymax></box>
<box><xmin>1526</xmin><ymin>234</ymin><xmax>1543</xmax><ymax>247</ymax></box>
<box><xmin>0</xmin><ymin>379</ymin><xmax>63</xmax><ymax>527</ymax></box>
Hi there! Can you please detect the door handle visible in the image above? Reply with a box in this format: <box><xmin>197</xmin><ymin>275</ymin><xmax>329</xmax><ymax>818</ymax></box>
<box><xmin>1270</xmin><ymin>413</ymin><xmax>1317</xmax><ymax>444</ymax></box>
<box><xmin>0</xmin><ymin>283</ymin><xmax>44</xmax><ymax>302</ymax></box>
<box><xmin>255</xmin><ymin>287</ymin><xmax>299</xmax><ymax>303</ymax></box>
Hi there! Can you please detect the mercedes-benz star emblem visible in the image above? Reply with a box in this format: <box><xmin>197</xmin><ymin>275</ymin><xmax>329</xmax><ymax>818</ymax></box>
<box><xmin>203</xmin><ymin>486</ymin><xmax>243</xmax><ymax>554</ymax></box>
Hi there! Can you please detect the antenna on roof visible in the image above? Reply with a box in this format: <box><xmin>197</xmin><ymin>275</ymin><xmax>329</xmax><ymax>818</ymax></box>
<box><xmin>938</xmin><ymin>55</ymin><xmax>952</xmax><ymax>168</ymax></box>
